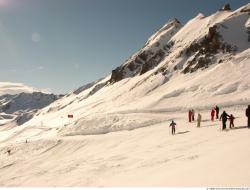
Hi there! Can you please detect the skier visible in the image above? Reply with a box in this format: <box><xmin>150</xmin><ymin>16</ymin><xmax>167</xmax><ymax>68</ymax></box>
<box><xmin>220</xmin><ymin>111</ymin><xmax>230</xmax><ymax>130</ymax></box>
<box><xmin>211</xmin><ymin>108</ymin><xmax>215</xmax><ymax>121</ymax></box>
<box><xmin>246</xmin><ymin>105</ymin><xmax>250</xmax><ymax>128</ymax></box>
<box><xmin>188</xmin><ymin>110</ymin><xmax>192</xmax><ymax>122</ymax></box>
<box><xmin>192</xmin><ymin>109</ymin><xmax>195</xmax><ymax>121</ymax></box>
<box><xmin>229</xmin><ymin>114</ymin><xmax>235</xmax><ymax>129</ymax></box>
<box><xmin>197</xmin><ymin>113</ymin><xmax>202</xmax><ymax>127</ymax></box>
<box><xmin>169</xmin><ymin>120</ymin><xmax>176</xmax><ymax>135</ymax></box>
<box><xmin>215</xmin><ymin>105</ymin><xmax>220</xmax><ymax>119</ymax></box>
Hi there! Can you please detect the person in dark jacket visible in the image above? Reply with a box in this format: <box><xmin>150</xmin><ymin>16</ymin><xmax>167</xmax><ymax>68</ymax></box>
<box><xmin>220</xmin><ymin>111</ymin><xmax>230</xmax><ymax>130</ymax></box>
<box><xmin>215</xmin><ymin>105</ymin><xmax>220</xmax><ymax>119</ymax></box>
<box><xmin>169</xmin><ymin>120</ymin><xmax>177</xmax><ymax>135</ymax></box>
<box><xmin>246</xmin><ymin>105</ymin><xmax>250</xmax><ymax>128</ymax></box>
<box><xmin>192</xmin><ymin>109</ymin><xmax>195</xmax><ymax>121</ymax></box>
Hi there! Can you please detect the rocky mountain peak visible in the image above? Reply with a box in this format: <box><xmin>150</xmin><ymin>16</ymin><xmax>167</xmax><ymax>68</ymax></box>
<box><xmin>220</xmin><ymin>3</ymin><xmax>231</xmax><ymax>11</ymax></box>
<box><xmin>109</xmin><ymin>18</ymin><xmax>182</xmax><ymax>84</ymax></box>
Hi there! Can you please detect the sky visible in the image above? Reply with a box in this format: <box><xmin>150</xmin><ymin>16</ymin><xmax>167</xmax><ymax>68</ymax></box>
<box><xmin>0</xmin><ymin>0</ymin><xmax>249</xmax><ymax>94</ymax></box>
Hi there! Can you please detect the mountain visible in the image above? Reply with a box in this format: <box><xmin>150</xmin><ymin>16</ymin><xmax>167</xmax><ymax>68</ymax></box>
<box><xmin>0</xmin><ymin>83</ymin><xmax>61</xmax><ymax>126</ymax></box>
<box><xmin>0</xmin><ymin>3</ymin><xmax>250</xmax><ymax>187</ymax></box>
<box><xmin>16</xmin><ymin>3</ymin><xmax>249</xmax><ymax>136</ymax></box>
<box><xmin>110</xmin><ymin>18</ymin><xmax>182</xmax><ymax>83</ymax></box>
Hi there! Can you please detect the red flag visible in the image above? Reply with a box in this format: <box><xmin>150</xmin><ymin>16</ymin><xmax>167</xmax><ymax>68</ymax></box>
<box><xmin>68</xmin><ymin>114</ymin><xmax>73</xmax><ymax>118</ymax></box>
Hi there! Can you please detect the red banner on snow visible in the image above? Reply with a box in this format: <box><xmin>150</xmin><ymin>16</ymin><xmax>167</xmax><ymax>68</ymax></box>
<box><xmin>68</xmin><ymin>114</ymin><xmax>73</xmax><ymax>118</ymax></box>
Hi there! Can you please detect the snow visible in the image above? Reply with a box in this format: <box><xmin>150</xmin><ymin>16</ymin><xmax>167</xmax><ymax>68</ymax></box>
<box><xmin>0</xmin><ymin>108</ymin><xmax>249</xmax><ymax>186</ymax></box>
<box><xmin>218</xmin><ymin>12</ymin><xmax>249</xmax><ymax>51</ymax></box>
<box><xmin>0</xmin><ymin>3</ymin><xmax>249</xmax><ymax>187</ymax></box>
<box><xmin>145</xmin><ymin>18</ymin><xmax>182</xmax><ymax>49</ymax></box>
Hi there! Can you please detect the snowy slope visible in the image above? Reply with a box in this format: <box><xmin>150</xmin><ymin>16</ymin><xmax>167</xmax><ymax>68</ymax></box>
<box><xmin>11</xmin><ymin>3</ymin><xmax>248</xmax><ymax>137</ymax></box>
<box><xmin>0</xmin><ymin>108</ymin><xmax>249</xmax><ymax>186</ymax></box>
<box><xmin>0</xmin><ymin>3</ymin><xmax>249</xmax><ymax>187</ymax></box>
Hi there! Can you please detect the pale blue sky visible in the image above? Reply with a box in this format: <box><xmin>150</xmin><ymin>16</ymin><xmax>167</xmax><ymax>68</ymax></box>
<box><xmin>0</xmin><ymin>0</ymin><xmax>249</xmax><ymax>94</ymax></box>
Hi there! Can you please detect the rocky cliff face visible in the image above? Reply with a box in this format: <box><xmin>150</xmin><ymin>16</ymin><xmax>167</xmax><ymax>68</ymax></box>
<box><xmin>110</xmin><ymin>19</ymin><xmax>182</xmax><ymax>83</ymax></box>
<box><xmin>108</xmin><ymin>4</ymin><xmax>249</xmax><ymax>88</ymax></box>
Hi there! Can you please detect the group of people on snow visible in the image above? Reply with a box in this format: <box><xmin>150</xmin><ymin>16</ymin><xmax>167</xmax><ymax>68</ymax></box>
<box><xmin>169</xmin><ymin>105</ymin><xmax>250</xmax><ymax>135</ymax></box>
<box><xmin>210</xmin><ymin>106</ymin><xmax>235</xmax><ymax>130</ymax></box>
<box><xmin>192</xmin><ymin>105</ymin><xmax>235</xmax><ymax>130</ymax></box>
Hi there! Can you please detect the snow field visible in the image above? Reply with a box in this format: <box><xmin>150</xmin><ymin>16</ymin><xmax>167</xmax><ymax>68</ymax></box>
<box><xmin>0</xmin><ymin>107</ymin><xmax>249</xmax><ymax>186</ymax></box>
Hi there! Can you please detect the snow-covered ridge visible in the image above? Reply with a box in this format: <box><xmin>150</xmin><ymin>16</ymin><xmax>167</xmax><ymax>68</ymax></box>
<box><xmin>1</xmin><ymin>3</ymin><xmax>249</xmax><ymax>141</ymax></box>
<box><xmin>110</xmin><ymin>2</ymin><xmax>250</xmax><ymax>80</ymax></box>
<box><xmin>0</xmin><ymin>91</ymin><xmax>60</xmax><ymax>126</ymax></box>
<box><xmin>109</xmin><ymin>18</ymin><xmax>182</xmax><ymax>83</ymax></box>
<box><xmin>0</xmin><ymin>92</ymin><xmax>59</xmax><ymax>114</ymax></box>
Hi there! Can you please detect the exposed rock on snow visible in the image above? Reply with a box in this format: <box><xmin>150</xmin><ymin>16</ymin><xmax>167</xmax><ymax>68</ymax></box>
<box><xmin>220</xmin><ymin>3</ymin><xmax>231</xmax><ymax>11</ymax></box>
<box><xmin>110</xmin><ymin>19</ymin><xmax>182</xmax><ymax>83</ymax></box>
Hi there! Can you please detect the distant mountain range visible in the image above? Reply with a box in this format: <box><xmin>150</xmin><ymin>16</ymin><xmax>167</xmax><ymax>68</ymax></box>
<box><xmin>0</xmin><ymin>83</ymin><xmax>61</xmax><ymax>126</ymax></box>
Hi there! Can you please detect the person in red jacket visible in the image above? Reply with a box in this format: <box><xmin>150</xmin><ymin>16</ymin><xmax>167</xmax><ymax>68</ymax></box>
<box><xmin>188</xmin><ymin>110</ymin><xmax>192</xmax><ymax>122</ymax></box>
<box><xmin>211</xmin><ymin>108</ymin><xmax>215</xmax><ymax>121</ymax></box>
<box><xmin>229</xmin><ymin>114</ymin><xmax>235</xmax><ymax>128</ymax></box>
